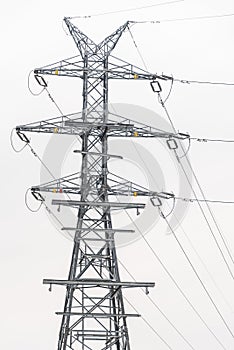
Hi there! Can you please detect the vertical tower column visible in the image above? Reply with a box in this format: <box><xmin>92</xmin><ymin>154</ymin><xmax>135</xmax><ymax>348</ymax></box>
<box><xmin>57</xmin><ymin>51</ymin><xmax>132</xmax><ymax>350</ymax></box>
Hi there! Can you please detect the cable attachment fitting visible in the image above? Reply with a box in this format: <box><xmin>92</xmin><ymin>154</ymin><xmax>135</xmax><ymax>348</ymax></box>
<box><xmin>150</xmin><ymin>196</ymin><xmax>162</xmax><ymax>207</ymax></box>
<box><xmin>150</xmin><ymin>80</ymin><xmax>162</xmax><ymax>93</ymax></box>
<box><xmin>31</xmin><ymin>188</ymin><xmax>45</xmax><ymax>202</ymax></box>
<box><xmin>167</xmin><ymin>138</ymin><xmax>178</xmax><ymax>150</ymax></box>
<box><xmin>34</xmin><ymin>74</ymin><xmax>48</xmax><ymax>88</ymax></box>
<box><xmin>176</xmin><ymin>132</ymin><xmax>190</xmax><ymax>140</ymax></box>
<box><xmin>161</xmin><ymin>74</ymin><xmax>174</xmax><ymax>81</ymax></box>
<box><xmin>196</xmin><ymin>138</ymin><xmax>208</xmax><ymax>142</ymax></box>
<box><xmin>158</xmin><ymin>192</ymin><xmax>175</xmax><ymax>200</ymax></box>
<box><xmin>16</xmin><ymin>129</ymin><xmax>30</xmax><ymax>144</ymax></box>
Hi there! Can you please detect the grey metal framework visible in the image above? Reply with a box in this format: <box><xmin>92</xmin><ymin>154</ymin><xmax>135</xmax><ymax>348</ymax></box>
<box><xmin>16</xmin><ymin>18</ymin><xmax>186</xmax><ymax>350</ymax></box>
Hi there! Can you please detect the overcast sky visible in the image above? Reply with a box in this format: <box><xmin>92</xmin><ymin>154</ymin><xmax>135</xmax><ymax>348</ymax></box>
<box><xmin>1</xmin><ymin>1</ymin><xmax>234</xmax><ymax>349</ymax></box>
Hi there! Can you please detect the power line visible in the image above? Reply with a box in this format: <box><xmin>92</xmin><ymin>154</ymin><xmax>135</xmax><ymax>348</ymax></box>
<box><xmin>128</xmin><ymin>24</ymin><xmax>234</xmax><ymax>333</ymax></box>
<box><xmin>127</xmin><ymin>25</ymin><xmax>234</xmax><ymax>88</ymax></box>
<box><xmin>118</xmin><ymin>259</ymin><xmax>197</xmax><ymax>350</ymax></box>
<box><xmin>67</xmin><ymin>0</ymin><xmax>185</xmax><ymax>19</ymax></box>
<box><xmin>127</xmin><ymin>129</ymin><xmax>234</xmax><ymax>309</ymax></box>
<box><xmin>161</xmin><ymin>12</ymin><xmax>234</xmax><ymax>23</ymax></box>
<box><xmin>44</xmin><ymin>87</ymin><xmax>64</xmax><ymax>115</ymax></box>
<box><xmin>179</xmin><ymin>152</ymin><xmax>234</xmax><ymax>270</ymax></box>
<box><xmin>123</xmin><ymin>209</ymin><xmax>228</xmax><ymax>349</ymax></box>
<box><xmin>127</xmin><ymin>26</ymin><xmax>148</xmax><ymax>70</ymax></box>
<box><xmin>191</xmin><ymin>137</ymin><xmax>234</xmax><ymax>143</ymax></box>
<box><xmin>133</xmin><ymin>12</ymin><xmax>234</xmax><ymax>24</ymax></box>
<box><xmin>158</xmin><ymin>74</ymin><xmax>234</xmax><ymax>88</ymax></box>
<box><xmin>27</xmin><ymin>70</ymin><xmax>46</xmax><ymax>96</ymax></box>
<box><xmin>117</xmin><ymin>25</ymin><xmax>234</xmax><ymax>277</ymax></box>
<box><xmin>114</xmin><ymin>28</ymin><xmax>234</xmax><ymax>332</ymax></box>
<box><xmin>159</xmin><ymin>208</ymin><xmax>234</xmax><ymax>339</ymax></box>
<box><xmin>25</xmin><ymin>188</ymin><xmax>43</xmax><ymax>213</ymax></box>
<box><xmin>176</xmin><ymin>196</ymin><xmax>234</xmax><ymax>205</ymax></box>
<box><xmin>157</xmin><ymin>93</ymin><xmax>234</xmax><ymax>280</ymax></box>
<box><xmin>173</xmin><ymin>122</ymin><xmax>234</xmax><ymax>271</ymax></box>
<box><xmin>173</xmin><ymin>78</ymin><xmax>234</xmax><ymax>87</ymax></box>
<box><xmin>124</xmin><ymin>298</ymin><xmax>174</xmax><ymax>350</ymax></box>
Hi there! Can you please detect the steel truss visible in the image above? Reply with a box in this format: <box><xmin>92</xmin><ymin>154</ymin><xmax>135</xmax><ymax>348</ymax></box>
<box><xmin>16</xmin><ymin>18</ymin><xmax>181</xmax><ymax>350</ymax></box>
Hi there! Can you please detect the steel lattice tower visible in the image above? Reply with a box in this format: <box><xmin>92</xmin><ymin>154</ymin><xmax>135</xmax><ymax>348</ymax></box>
<box><xmin>16</xmin><ymin>18</ymin><xmax>185</xmax><ymax>350</ymax></box>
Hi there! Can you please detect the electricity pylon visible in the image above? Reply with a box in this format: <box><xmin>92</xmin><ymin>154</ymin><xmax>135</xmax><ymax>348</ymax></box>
<box><xmin>16</xmin><ymin>18</ymin><xmax>186</xmax><ymax>350</ymax></box>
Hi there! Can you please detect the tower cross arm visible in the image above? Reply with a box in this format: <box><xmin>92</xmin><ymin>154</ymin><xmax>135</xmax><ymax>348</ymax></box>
<box><xmin>64</xmin><ymin>18</ymin><xmax>131</xmax><ymax>58</ymax></box>
<box><xmin>43</xmin><ymin>279</ymin><xmax>155</xmax><ymax>288</ymax></box>
<box><xmin>33</xmin><ymin>55</ymin><xmax>162</xmax><ymax>81</ymax></box>
<box><xmin>33</xmin><ymin>54</ymin><xmax>84</xmax><ymax>79</ymax></box>
<box><xmin>64</xmin><ymin>17</ymin><xmax>97</xmax><ymax>58</ymax></box>
<box><xmin>96</xmin><ymin>21</ymin><xmax>130</xmax><ymax>56</ymax></box>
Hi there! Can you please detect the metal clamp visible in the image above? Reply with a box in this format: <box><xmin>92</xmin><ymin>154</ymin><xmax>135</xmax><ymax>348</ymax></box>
<box><xmin>158</xmin><ymin>192</ymin><xmax>175</xmax><ymax>200</ymax></box>
<box><xmin>166</xmin><ymin>138</ymin><xmax>178</xmax><ymax>150</ymax></box>
<box><xmin>34</xmin><ymin>74</ymin><xmax>48</xmax><ymax>88</ymax></box>
<box><xmin>177</xmin><ymin>132</ymin><xmax>190</xmax><ymax>140</ymax></box>
<box><xmin>150</xmin><ymin>80</ymin><xmax>162</xmax><ymax>93</ymax></box>
<box><xmin>150</xmin><ymin>196</ymin><xmax>162</xmax><ymax>207</ymax></box>
<box><xmin>16</xmin><ymin>130</ymin><xmax>30</xmax><ymax>143</ymax></box>
<box><xmin>31</xmin><ymin>190</ymin><xmax>45</xmax><ymax>202</ymax></box>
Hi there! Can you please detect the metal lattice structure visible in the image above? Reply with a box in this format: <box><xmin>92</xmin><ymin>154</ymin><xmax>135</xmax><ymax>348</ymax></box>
<box><xmin>16</xmin><ymin>18</ymin><xmax>187</xmax><ymax>350</ymax></box>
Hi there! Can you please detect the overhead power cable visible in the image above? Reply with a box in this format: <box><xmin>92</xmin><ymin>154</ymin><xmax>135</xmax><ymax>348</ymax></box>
<box><xmin>10</xmin><ymin>130</ymin><xmax>56</xmax><ymax>180</ymax></box>
<box><xmin>132</xmin><ymin>12</ymin><xmax>234</xmax><ymax>24</ymax></box>
<box><xmin>67</xmin><ymin>0</ymin><xmax>185</xmax><ymax>19</ymax></box>
<box><xmin>125</xmin><ymin>123</ymin><xmax>234</xmax><ymax>309</ymax></box>
<box><xmin>158</xmin><ymin>94</ymin><xmax>234</xmax><ymax>279</ymax></box>
<box><xmin>44</xmin><ymin>87</ymin><xmax>64</xmax><ymax>115</ymax></box>
<box><xmin>127</xmin><ymin>24</ymin><xmax>234</xmax><ymax>340</ymax></box>
<box><xmin>124</xmin><ymin>298</ymin><xmax>174</xmax><ymax>350</ymax></box>
<box><xmin>159</xmin><ymin>208</ymin><xmax>234</xmax><ymax>339</ymax></box>
<box><xmin>173</xmin><ymin>78</ymin><xmax>234</xmax><ymax>87</ymax></box>
<box><xmin>28</xmin><ymin>70</ymin><xmax>46</xmax><ymax>96</ymax></box>
<box><xmin>191</xmin><ymin>137</ymin><xmax>234</xmax><ymax>143</ymax></box>
<box><xmin>176</xmin><ymin>196</ymin><xmax>234</xmax><ymax>206</ymax></box>
<box><xmin>119</xmin><ymin>200</ymin><xmax>228</xmax><ymax>349</ymax></box>
<box><xmin>157</xmin><ymin>74</ymin><xmax>234</xmax><ymax>88</ymax></box>
<box><xmin>118</xmin><ymin>259</ymin><xmax>197</xmax><ymax>350</ymax></box>
<box><xmin>124</xmin><ymin>24</ymin><xmax>234</xmax><ymax>301</ymax></box>
<box><xmin>127</xmin><ymin>26</ymin><xmax>148</xmax><ymax>71</ymax></box>
<box><xmin>160</xmin><ymin>12</ymin><xmax>234</xmax><ymax>23</ymax></box>
<box><xmin>123</xmin><ymin>25</ymin><xmax>234</xmax><ymax>272</ymax></box>
<box><xmin>127</xmin><ymin>26</ymin><xmax>234</xmax><ymax>88</ymax></box>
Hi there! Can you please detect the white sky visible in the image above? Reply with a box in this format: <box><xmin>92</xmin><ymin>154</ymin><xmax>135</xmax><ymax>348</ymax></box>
<box><xmin>1</xmin><ymin>1</ymin><xmax>234</xmax><ymax>349</ymax></box>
